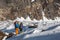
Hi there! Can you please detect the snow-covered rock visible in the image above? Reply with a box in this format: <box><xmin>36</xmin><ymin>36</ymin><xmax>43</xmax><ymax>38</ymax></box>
<box><xmin>31</xmin><ymin>0</ymin><xmax>35</xmax><ymax>2</ymax></box>
<box><xmin>2</xmin><ymin>36</ymin><xmax>7</xmax><ymax>40</ymax></box>
<box><xmin>33</xmin><ymin>19</ymin><xmax>38</xmax><ymax>22</ymax></box>
<box><xmin>25</xmin><ymin>16</ymin><xmax>32</xmax><ymax>21</ymax></box>
<box><xmin>20</xmin><ymin>17</ymin><xmax>25</xmax><ymax>22</ymax></box>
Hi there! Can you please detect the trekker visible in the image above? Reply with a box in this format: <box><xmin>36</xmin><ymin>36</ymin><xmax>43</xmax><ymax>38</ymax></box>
<box><xmin>19</xmin><ymin>22</ymin><xmax>23</xmax><ymax>32</ymax></box>
<box><xmin>14</xmin><ymin>21</ymin><xmax>20</xmax><ymax>35</ymax></box>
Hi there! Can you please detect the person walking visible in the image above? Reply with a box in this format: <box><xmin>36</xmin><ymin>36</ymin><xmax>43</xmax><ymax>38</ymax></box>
<box><xmin>19</xmin><ymin>22</ymin><xmax>23</xmax><ymax>32</ymax></box>
<box><xmin>14</xmin><ymin>21</ymin><xmax>20</xmax><ymax>35</ymax></box>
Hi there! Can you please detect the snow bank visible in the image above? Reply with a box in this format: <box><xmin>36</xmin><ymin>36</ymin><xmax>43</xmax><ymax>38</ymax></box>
<box><xmin>0</xmin><ymin>16</ymin><xmax>60</xmax><ymax>40</ymax></box>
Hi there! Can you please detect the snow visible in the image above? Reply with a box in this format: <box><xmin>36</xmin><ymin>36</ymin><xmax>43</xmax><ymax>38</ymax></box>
<box><xmin>4</xmin><ymin>20</ymin><xmax>60</xmax><ymax>40</ymax></box>
<box><xmin>0</xmin><ymin>16</ymin><xmax>60</xmax><ymax>40</ymax></box>
<box><xmin>54</xmin><ymin>26</ymin><xmax>60</xmax><ymax>30</ymax></box>
<box><xmin>54</xmin><ymin>17</ymin><xmax>60</xmax><ymax>21</ymax></box>
<box><xmin>6</xmin><ymin>24</ymin><xmax>14</xmax><ymax>30</ymax></box>
<box><xmin>0</xmin><ymin>21</ymin><xmax>11</xmax><ymax>30</ymax></box>
<box><xmin>31</xmin><ymin>0</ymin><xmax>35</xmax><ymax>2</ymax></box>
<box><xmin>13</xmin><ymin>17</ymin><xmax>25</xmax><ymax>22</ymax></box>
<box><xmin>33</xmin><ymin>29</ymin><xmax>42</xmax><ymax>34</ymax></box>
<box><xmin>33</xmin><ymin>19</ymin><xmax>38</xmax><ymax>22</ymax></box>
<box><xmin>5</xmin><ymin>32</ymin><xmax>9</xmax><ymax>35</ymax></box>
<box><xmin>20</xmin><ymin>17</ymin><xmax>25</xmax><ymax>21</ymax></box>
<box><xmin>25</xmin><ymin>16</ymin><xmax>32</xmax><ymax>21</ymax></box>
<box><xmin>2</xmin><ymin>36</ymin><xmax>7</xmax><ymax>40</ymax></box>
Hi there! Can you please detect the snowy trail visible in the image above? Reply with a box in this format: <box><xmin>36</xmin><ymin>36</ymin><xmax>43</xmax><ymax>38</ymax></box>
<box><xmin>0</xmin><ymin>20</ymin><xmax>60</xmax><ymax>40</ymax></box>
<box><xmin>38</xmin><ymin>21</ymin><xmax>60</xmax><ymax>31</ymax></box>
<box><xmin>24</xmin><ymin>32</ymin><xmax>60</xmax><ymax>40</ymax></box>
<box><xmin>7</xmin><ymin>21</ymin><xmax>60</xmax><ymax>40</ymax></box>
<box><xmin>7</xmin><ymin>28</ymin><xmax>35</xmax><ymax>40</ymax></box>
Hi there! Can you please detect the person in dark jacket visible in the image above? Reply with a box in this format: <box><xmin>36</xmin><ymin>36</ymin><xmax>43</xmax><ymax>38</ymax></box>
<box><xmin>14</xmin><ymin>21</ymin><xmax>20</xmax><ymax>35</ymax></box>
<box><xmin>19</xmin><ymin>22</ymin><xmax>23</xmax><ymax>32</ymax></box>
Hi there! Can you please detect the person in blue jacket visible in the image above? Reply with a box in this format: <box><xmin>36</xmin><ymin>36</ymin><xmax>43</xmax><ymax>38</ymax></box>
<box><xmin>14</xmin><ymin>21</ymin><xmax>20</xmax><ymax>35</ymax></box>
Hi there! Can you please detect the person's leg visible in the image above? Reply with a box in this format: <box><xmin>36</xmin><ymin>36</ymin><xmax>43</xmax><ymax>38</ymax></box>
<box><xmin>19</xmin><ymin>28</ymin><xmax>22</xmax><ymax>33</ymax></box>
<box><xmin>15</xmin><ymin>28</ymin><xmax>19</xmax><ymax>35</ymax></box>
<box><xmin>20</xmin><ymin>28</ymin><xmax>22</xmax><ymax>31</ymax></box>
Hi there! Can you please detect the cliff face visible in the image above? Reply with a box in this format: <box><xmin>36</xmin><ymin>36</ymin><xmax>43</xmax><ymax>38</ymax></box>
<box><xmin>0</xmin><ymin>0</ymin><xmax>60</xmax><ymax>20</ymax></box>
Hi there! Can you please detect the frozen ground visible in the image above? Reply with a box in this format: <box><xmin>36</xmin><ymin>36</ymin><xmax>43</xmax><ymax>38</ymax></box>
<box><xmin>0</xmin><ymin>17</ymin><xmax>60</xmax><ymax>40</ymax></box>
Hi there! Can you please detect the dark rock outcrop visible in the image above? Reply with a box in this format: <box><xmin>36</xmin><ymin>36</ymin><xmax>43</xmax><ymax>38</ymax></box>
<box><xmin>0</xmin><ymin>30</ymin><xmax>14</xmax><ymax>40</ymax></box>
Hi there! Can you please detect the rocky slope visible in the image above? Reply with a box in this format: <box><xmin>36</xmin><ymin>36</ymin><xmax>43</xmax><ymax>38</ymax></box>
<box><xmin>0</xmin><ymin>0</ymin><xmax>60</xmax><ymax>20</ymax></box>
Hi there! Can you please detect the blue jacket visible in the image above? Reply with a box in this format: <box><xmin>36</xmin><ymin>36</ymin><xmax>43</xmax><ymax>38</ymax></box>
<box><xmin>15</xmin><ymin>23</ymin><xmax>20</xmax><ymax>28</ymax></box>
